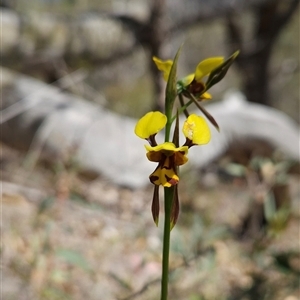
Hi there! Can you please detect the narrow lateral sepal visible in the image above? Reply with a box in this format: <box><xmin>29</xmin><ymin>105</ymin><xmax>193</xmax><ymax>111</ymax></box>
<box><xmin>152</xmin><ymin>185</ymin><xmax>160</xmax><ymax>226</ymax></box>
<box><xmin>170</xmin><ymin>185</ymin><xmax>180</xmax><ymax>230</ymax></box>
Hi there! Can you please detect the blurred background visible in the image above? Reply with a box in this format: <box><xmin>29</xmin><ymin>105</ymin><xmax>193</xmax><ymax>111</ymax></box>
<box><xmin>1</xmin><ymin>0</ymin><xmax>300</xmax><ymax>299</ymax></box>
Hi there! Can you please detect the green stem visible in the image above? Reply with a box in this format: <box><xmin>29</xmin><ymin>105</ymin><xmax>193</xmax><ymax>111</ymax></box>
<box><xmin>161</xmin><ymin>46</ymin><xmax>180</xmax><ymax>298</ymax></box>
<box><xmin>161</xmin><ymin>101</ymin><xmax>173</xmax><ymax>298</ymax></box>
<box><xmin>178</xmin><ymin>94</ymin><xmax>190</xmax><ymax>118</ymax></box>
<box><xmin>164</xmin><ymin>102</ymin><xmax>173</xmax><ymax>142</ymax></box>
<box><xmin>171</xmin><ymin>99</ymin><xmax>193</xmax><ymax>123</ymax></box>
<box><xmin>161</xmin><ymin>187</ymin><xmax>173</xmax><ymax>300</ymax></box>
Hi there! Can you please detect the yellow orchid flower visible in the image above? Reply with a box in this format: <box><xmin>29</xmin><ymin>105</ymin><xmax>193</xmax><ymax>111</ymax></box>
<box><xmin>135</xmin><ymin>111</ymin><xmax>211</xmax><ymax>225</ymax></box>
<box><xmin>135</xmin><ymin>112</ymin><xmax>211</xmax><ymax>187</ymax></box>
<box><xmin>153</xmin><ymin>56</ymin><xmax>224</xmax><ymax>100</ymax></box>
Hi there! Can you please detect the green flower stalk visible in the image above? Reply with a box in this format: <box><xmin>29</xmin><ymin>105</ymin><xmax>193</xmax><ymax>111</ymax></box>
<box><xmin>134</xmin><ymin>46</ymin><xmax>238</xmax><ymax>300</ymax></box>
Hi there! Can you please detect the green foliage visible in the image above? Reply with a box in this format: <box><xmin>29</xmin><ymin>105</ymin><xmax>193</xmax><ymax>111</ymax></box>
<box><xmin>55</xmin><ymin>249</ymin><xmax>92</xmax><ymax>272</ymax></box>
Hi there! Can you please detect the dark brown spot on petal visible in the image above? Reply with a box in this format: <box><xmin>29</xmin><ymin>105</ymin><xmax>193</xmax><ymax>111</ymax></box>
<box><xmin>162</xmin><ymin>165</ymin><xmax>172</xmax><ymax>170</ymax></box>
<box><xmin>149</xmin><ymin>175</ymin><xmax>159</xmax><ymax>184</ymax></box>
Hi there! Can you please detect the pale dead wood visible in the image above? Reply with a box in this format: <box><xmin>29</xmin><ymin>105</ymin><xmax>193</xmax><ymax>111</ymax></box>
<box><xmin>1</xmin><ymin>67</ymin><xmax>299</xmax><ymax>188</ymax></box>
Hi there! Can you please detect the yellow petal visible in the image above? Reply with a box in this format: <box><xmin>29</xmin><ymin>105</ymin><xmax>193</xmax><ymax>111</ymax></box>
<box><xmin>135</xmin><ymin>111</ymin><xmax>167</xmax><ymax>139</ymax></box>
<box><xmin>146</xmin><ymin>142</ymin><xmax>176</xmax><ymax>153</ymax></box>
<box><xmin>183</xmin><ymin>114</ymin><xmax>211</xmax><ymax>145</ymax></box>
<box><xmin>153</xmin><ymin>56</ymin><xmax>173</xmax><ymax>82</ymax></box>
<box><xmin>180</xmin><ymin>73</ymin><xmax>195</xmax><ymax>87</ymax></box>
<box><xmin>145</xmin><ymin>142</ymin><xmax>188</xmax><ymax>157</ymax></box>
<box><xmin>194</xmin><ymin>57</ymin><xmax>224</xmax><ymax>81</ymax></box>
<box><xmin>149</xmin><ymin>157</ymin><xmax>179</xmax><ymax>187</ymax></box>
<box><xmin>200</xmin><ymin>92</ymin><xmax>212</xmax><ymax>100</ymax></box>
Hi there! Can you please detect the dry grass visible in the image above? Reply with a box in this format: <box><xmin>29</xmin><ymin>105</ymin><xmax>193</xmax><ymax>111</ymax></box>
<box><xmin>2</xmin><ymin>141</ymin><xmax>299</xmax><ymax>300</ymax></box>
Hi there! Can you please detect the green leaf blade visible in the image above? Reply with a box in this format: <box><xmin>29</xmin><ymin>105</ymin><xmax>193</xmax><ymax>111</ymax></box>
<box><xmin>165</xmin><ymin>45</ymin><xmax>183</xmax><ymax>115</ymax></box>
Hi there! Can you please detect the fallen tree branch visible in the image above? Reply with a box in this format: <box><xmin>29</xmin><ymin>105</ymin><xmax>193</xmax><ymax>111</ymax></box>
<box><xmin>1</xmin><ymin>67</ymin><xmax>299</xmax><ymax>188</ymax></box>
